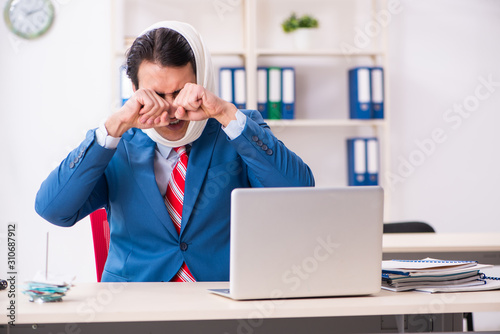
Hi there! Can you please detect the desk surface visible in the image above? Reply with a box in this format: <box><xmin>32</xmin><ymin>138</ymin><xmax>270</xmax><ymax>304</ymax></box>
<box><xmin>15</xmin><ymin>282</ymin><xmax>500</xmax><ymax>325</ymax></box>
<box><xmin>383</xmin><ymin>232</ymin><xmax>500</xmax><ymax>253</ymax></box>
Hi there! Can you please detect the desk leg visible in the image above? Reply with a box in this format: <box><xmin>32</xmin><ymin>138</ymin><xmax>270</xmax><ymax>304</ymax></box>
<box><xmin>395</xmin><ymin>314</ymin><xmax>405</xmax><ymax>332</ymax></box>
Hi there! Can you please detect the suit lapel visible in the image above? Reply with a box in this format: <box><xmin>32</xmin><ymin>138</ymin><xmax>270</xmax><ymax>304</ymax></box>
<box><xmin>126</xmin><ymin>131</ymin><xmax>179</xmax><ymax>239</ymax></box>
<box><xmin>181</xmin><ymin>119</ymin><xmax>220</xmax><ymax>235</ymax></box>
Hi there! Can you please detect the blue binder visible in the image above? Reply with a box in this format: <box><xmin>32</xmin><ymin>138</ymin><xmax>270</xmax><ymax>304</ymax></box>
<box><xmin>233</xmin><ymin>67</ymin><xmax>246</xmax><ymax>110</ymax></box>
<box><xmin>370</xmin><ymin>67</ymin><xmax>384</xmax><ymax>119</ymax></box>
<box><xmin>281</xmin><ymin>67</ymin><xmax>295</xmax><ymax>119</ymax></box>
<box><xmin>257</xmin><ymin>67</ymin><xmax>269</xmax><ymax>119</ymax></box>
<box><xmin>348</xmin><ymin>67</ymin><xmax>372</xmax><ymax>119</ymax></box>
<box><xmin>347</xmin><ymin>138</ymin><xmax>367</xmax><ymax>186</ymax></box>
<box><xmin>219</xmin><ymin>67</ymin><xmax>233</xmax><ymax>104</ymax></box>
<box><xmin>120</xmin><ymin>65</ymin><xmax>133</xmax><ymax>106</ymax></box>
<box><xmin>365</xmin><ymin>138</ymin><xmax>379</xmax><ymax>185</ymax></box>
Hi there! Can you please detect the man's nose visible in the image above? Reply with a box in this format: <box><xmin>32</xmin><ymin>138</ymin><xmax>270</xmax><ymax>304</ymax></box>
<box><xmin>164</xmin><ymin>98</ymin><xmax>177</xmax><ymax>115</ymax></box>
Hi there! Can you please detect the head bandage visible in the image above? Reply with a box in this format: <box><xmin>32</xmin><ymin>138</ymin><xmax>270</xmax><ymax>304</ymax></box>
<box><xmin>138</xmin><ymin>21</ymin><xmax>215</xmax><ymax>147</ymax></box>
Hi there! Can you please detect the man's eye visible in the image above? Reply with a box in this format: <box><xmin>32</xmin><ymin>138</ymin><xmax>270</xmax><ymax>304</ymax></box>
<box><xmin>155</xmin><ymin>92</ymin><xmax>166</xmax><ymax>99</ymax></box>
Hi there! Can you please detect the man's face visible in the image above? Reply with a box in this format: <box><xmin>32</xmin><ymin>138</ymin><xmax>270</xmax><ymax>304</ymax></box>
<box><xmin>136</xmin><ymin>61</ymin><xmax>196</xmax><ymax>141</ymax></box>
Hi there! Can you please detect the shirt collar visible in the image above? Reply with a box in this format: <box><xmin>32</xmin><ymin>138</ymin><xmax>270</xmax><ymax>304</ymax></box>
<box><xmin>156</xmin><ymin>142</ymin><xmax>192</xmax><ymax>160</ymax></box>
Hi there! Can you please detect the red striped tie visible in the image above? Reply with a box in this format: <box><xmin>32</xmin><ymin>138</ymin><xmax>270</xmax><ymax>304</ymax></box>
<box><xmin>165</xmin><ymin>146</ymin><xmax>196</xmax><ymax>282</ymax></box>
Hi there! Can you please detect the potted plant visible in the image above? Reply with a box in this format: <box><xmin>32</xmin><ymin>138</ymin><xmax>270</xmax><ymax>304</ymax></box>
<box><xmin>282</xmin><ymin>13</ymin><xmax>319</xmax><ymax>49</ymax></box>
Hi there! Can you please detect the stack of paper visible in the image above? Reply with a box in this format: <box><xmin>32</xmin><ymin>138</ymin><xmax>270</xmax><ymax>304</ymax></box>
<box><xmin>382</xmin><ymin>258</ymin><xmax>500</xmax><ymax>293</ymax></box>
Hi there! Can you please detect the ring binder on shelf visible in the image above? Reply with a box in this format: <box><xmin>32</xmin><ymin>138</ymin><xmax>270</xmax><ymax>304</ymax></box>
<box><xmin>120</xmin><ymin>65</ymin><xmax>133</xmax><ymax>106</ymax></box>
<box><xmin>370</xmin><ymin>67</ymin><xmax>384</xmax><ymax>119</ymax></box>
<box><xmin>347</xmin><ymin>138</ymin><xmax>367</xmax><ymax>186</ymax></box>
<box><xmin>281</xmin><ymin>67</ymin><xmax>295</xmax><ymax>120</ymax></box>
<box><xmin>233</xmin><ymin>67</ymin><xmax>246</xmax><ymax>110</ymax></box>
<box><xmin>348</xmin><ymin>67</ymin><xmax>372</xmax><ymax>119</ymax></box>
<box><xmin>267</xmin><ymin>67</ymin><xmax>282</xmax><ymax>120</ymax></box>
<box><xmin>257</xmin><ymin>67</ymin><xmax>268</xmax><ymax>119</ymax></box>
<box><xmin>219</xmin><ymin>67</ymin><xmax>233</xmax><ymax>104</ymax></box>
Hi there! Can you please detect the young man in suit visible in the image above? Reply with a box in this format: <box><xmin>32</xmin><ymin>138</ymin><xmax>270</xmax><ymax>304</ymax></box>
<box><xmin>35</xmin><ymin>22</ymin><xmax>314</xmax><ymax>282</ymax></box>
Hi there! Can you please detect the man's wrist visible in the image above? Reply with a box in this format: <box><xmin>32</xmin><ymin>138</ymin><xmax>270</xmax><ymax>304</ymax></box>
<box><xmin>96</xmin><ymin>121</ymin><xmax>121</xmax><ymax>149</ymax></box>
<box><xmin>214</xmin><ymin>102</ymin><xmax>238</xmax><ymax>127</ymax></box>
<box><xmin>105</xmin><ymin>114</ymin><xmax>130</xmax><ymax>138</ymax></box>
<box><xmin>222</xmin><ymin>109</ymin><xmax>246</xmax><ymax>140</ymax></box>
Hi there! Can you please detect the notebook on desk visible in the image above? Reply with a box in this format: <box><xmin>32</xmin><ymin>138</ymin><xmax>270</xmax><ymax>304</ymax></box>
<box><xmin>209</xmin><ymin>186</ymin><xmax>384</xmax><ymax>300</ymax></box>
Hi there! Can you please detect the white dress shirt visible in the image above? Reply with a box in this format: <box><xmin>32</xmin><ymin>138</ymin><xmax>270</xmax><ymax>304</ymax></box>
<box><xmin>95</xmin><ymin>110</ymin><xmax>247</xmax><ymax>196</ymax></box>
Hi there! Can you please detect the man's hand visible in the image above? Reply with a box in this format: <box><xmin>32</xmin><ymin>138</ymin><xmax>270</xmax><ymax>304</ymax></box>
<box><xmin>105</xmin><ymin>88</ymin><xmax>173</xmax><ymax>137</ymax></box>
<box><xmin>173</xmin><ymin>83</ymin><xmax>238</xmax><ymax>127</ymax></box>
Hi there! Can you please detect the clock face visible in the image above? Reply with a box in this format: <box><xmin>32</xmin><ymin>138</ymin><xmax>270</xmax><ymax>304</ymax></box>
<box><xmin>4</xmin><ymin>0</ymin><xmax>55</xmax><ymax>40</ymax></box>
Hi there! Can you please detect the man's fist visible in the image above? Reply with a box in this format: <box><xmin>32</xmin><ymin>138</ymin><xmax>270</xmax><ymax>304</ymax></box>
<box><xmin>173</xmin><ymin>83</ymin><xmax>237</xmax><ymax>127</ymax></box>
<box><xmin>105</xmin><ymin>88</ymin><xmax>173</xmax><ymax>137</ymax></box>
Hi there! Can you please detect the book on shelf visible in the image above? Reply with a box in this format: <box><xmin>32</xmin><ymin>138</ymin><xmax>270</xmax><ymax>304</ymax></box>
<box><xmin>348</xmin><ymin>66</ymin><xmax>384</xmax><ymax>120</ymax></box>
<box><xmin>381</xmin><ymin>258</ymin><xmax>500</xmax><ymax>293</ymax></box>
<box><xmin>346</xmin><ymin>137</ymin><xmax>379</xmax><ymax>186</ymax></box>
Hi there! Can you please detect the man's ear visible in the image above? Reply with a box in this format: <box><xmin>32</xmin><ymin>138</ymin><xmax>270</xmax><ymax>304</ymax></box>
<box><xmin>132</xmin><ymin>83</ymin><xmax>137</xmax><ymax>92</ymax></box>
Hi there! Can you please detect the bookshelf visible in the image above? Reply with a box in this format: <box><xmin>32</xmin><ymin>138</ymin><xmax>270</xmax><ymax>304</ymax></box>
<box><xmin>111</xmin><ymin>0</ymin><xmax>392</xmax><ymax>217</ymax></box>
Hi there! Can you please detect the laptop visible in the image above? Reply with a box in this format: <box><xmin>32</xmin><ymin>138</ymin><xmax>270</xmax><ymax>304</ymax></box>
<box><xmin>209</xmin><ymin>186</ymin><xmax>384</xmax><ymax>300</ymax></box>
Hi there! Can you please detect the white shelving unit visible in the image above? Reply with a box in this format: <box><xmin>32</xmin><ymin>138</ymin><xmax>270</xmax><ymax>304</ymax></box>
<box><xmin>112</xmin><ymin>0</ymin><xmax>392</xmax><ymax>218</ymax></box>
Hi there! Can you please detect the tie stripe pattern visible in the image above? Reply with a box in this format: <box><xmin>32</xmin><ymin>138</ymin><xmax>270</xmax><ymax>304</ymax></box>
<box><xmin>165</xmin><ymin>146</ymin><xmax>196</xmax><ymax>282</ymax></box>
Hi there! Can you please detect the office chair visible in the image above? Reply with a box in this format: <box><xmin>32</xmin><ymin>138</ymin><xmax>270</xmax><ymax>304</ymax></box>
<box><xmin>383</xmin><ymin>221</ymin><xmax>473</xmax><ymax>331</ymax></box>
<box><xmin>383</xmin><ymin>221</ymin><xmax>435</xmax><ymax>233</ymax></box>
<box><xmin>89</xmin><ymin>208</ymin><xmax>110</xmax><ymax>282</ymax></box>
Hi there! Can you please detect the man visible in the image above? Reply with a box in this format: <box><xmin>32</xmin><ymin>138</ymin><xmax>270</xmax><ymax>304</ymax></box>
<box><xmin>35</xmin><ymin>21</ymin><xmax>314</xmax><ymax>282</ymax></box>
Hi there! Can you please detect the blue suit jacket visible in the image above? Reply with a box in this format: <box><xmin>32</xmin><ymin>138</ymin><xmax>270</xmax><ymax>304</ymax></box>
<box><xmin>35</xmin><ymin>110</ymin><xmax>315</xmax><ymax>282</ymax></box>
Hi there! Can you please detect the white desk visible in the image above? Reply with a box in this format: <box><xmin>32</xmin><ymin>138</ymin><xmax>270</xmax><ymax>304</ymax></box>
<box><xmin>383</xmin><ymin>232</ymin><xmax>500</xmax><ymax>264</ymax></box>
<box><xmin>5</xmin><ymin>282</ymin><xmax>500</xmax><ymax>333</ymax></box>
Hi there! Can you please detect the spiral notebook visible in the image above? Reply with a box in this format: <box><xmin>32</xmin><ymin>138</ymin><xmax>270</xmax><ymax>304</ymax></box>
<box><xmin>382</xmin><ymin>258</ymin><xmax>500</xmax><ymax>293</ymax></box>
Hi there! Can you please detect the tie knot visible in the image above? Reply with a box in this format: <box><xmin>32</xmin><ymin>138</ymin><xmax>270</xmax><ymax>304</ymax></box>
<box><xmin>174</xmin><ymin>146</ymin><xmax>186</xmax><ymax>156</ymax></box>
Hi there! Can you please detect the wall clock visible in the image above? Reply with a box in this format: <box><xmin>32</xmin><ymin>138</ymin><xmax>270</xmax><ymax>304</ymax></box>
<box><xmin>4</xmin><ymin>0</ymin><xmax>55</xmax><ymax>40</ymax></box>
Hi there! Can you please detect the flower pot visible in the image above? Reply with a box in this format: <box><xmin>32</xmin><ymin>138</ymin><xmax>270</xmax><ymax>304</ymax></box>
<box><xmin>293</xmin><ymin>28</ymin><xmax>315</xmax><ymax>50</ymax></box>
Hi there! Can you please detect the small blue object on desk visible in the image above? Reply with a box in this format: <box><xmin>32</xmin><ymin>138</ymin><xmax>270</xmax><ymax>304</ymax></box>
<box><xmin>22</xmin><ymin>281</ymin><xmax>70</xmax><ymax>303</ymax></box>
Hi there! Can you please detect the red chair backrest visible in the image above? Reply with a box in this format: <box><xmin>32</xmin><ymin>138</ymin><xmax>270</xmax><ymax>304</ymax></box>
<box><xmin>89</xmin><ymin>209</ymin><xmax>110</xmax><ymax>282</ymax></box>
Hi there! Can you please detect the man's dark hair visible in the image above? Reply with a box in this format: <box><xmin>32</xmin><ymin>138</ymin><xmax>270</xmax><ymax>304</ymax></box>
<box><xmin>126</xmin><ymin>28</ymin><xmax>196</xmax><ymax>89</ymax></box>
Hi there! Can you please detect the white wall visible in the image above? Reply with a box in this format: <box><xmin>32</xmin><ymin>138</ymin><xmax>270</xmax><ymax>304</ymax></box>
<box><xmin>387</xmin><ymin>0</ymin><xmax>500</xmax><ymax>232</ymax></box>
<box><xmin>0</xmin><ymin>0</ymin><xmax>499</xmax><ymax>287</ymax></box>
<box><xmin>0</xmin><ymin>0</ymin><xmax>113</xmax><ymax>282</ymax></box>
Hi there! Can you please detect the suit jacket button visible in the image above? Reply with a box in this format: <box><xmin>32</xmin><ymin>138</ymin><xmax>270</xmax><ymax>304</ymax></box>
<box><xmin>252</xmin><ymin>136</ymin><xmax>259</xmax><ymax>142</ymax></box>
<box><xmin>180</xmin><ymin>242</ymin><xmax>188</xmax><ymax>251</ymax></box>
<box><xmin>69</xmin><ymin>162</ymin><xmax>75</xmax><ymax>169</ymax></box>
<box><xmin>261</xmin><ymin>144</ymin><xmax>268</xmax><ymax>151</ymax></box>
<box><xmin>266</xmin><ymin>149</ymin><xmax>273</xmax><ymax>156</ymax></box>
<box><xmin>256</xmin><ymin>140</ymin><xmax>263</xmax><ymax>147</ymax></box>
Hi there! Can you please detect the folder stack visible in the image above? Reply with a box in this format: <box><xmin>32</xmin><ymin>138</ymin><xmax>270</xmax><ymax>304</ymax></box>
<box><xmin>348</xmin><ymin>67</ymin><xmax>384</xmax><ymax>119</ymax></box>
<box><xmin>220</xmin><ymin>67</ymin><xmax>296</xmax><ymax>120</ymax></box>
<box><xmin>346</xmin><ymin>137</ymin><xmax>379</xmax><ymax>186</ymax></box>
<box><xmin>382</xmin><ymin>258</ymin><xmax>500</xmax><ymax>293</ymax></box>
<box><xmin>219</xmin><ymin>67</ymin><xmax>247</xmax><ymax>110</ymax></box>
